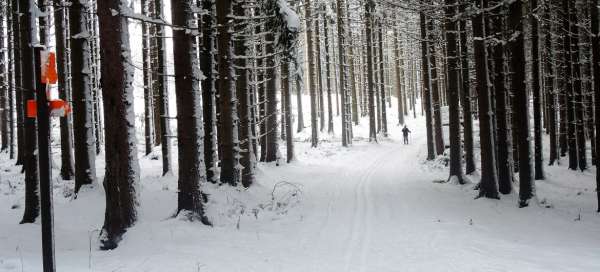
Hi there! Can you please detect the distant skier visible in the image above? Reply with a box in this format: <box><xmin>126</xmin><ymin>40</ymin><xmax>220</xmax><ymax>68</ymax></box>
<box><xmin>402</xmin><ymin>125</ymin><xmax>411</xmax><ymax>145</ymax></box>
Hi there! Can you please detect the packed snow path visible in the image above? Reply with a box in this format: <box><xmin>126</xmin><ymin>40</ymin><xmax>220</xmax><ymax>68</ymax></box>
<box><xmin>1</xmin><ymin>116</ymin><xmax>600</xmax><ymax>271</ymax></box>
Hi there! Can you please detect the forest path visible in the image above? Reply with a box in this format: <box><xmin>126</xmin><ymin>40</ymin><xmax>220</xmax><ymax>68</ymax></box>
<box><xmin>281</xmin><ymin>120</ymin><xmax>600</xmax><ymax>272</ymax></box>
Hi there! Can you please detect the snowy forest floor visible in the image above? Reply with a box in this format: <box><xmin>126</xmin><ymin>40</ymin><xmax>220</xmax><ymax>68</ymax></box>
<box><xmin>1</xmin><ymin>100</ymin><xmax>600</xmax><ymax>272</ymax></box>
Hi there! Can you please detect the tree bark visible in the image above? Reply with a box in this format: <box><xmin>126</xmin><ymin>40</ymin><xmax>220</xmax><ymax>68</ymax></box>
<box><xmin>54</xmin><ymin>0</ymin><xmax>75</xmax><ymax>180</ymax></box>
<box><xmin>444</xmin><ymin>0</ymin><xmax>465</xmax><ymax>185</ymax></box>
<box><xmin>70</xmin><ymin>0</ymin><xmax>97</xmax><ymax>193</ymax></box>
<box><xmin>420</xmin><ymin>11</ymin><xmax>435</xmax><ymax>160</ymax></box>
<box><xmin>217</xmin><ymin>0</ymin><xmax>240</xmax><ymax>185</ymax></box>
<box><xmin>458</xmin><ymin>1</ymin><xmax>474</xmax><ymax>175</ymax></box>
<box><xmin>170</xmin><ymin>0</ymin><xmax>211</xmax><ymax>223</ymax></box>
<box><xmin>19</xmin><ymin>0</ymin><xmax>40</xmax><ymax>224</ymax></box>
<box><xmin>509</xmin><ymin>0</ymin><xmax>534</xmax><ymax>207</ymax></box>
<box><xmin>365</xmin><ymin>0</ymin><xmax>377</xmax><ymax>142</ymax></box>
<box><xmin>97</xmin><ymin>0</ymin><xmax>140</xmax><ymax>249</ymax></box>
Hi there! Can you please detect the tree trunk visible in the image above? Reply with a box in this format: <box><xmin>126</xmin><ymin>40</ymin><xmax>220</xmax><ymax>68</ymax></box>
<box><xmin>324</xmin><ymin>13</ymin><xmax>334</xmax><ymax>134</ymax></box>
<box><xmin>544</xmin><ymin>1</ymin><xmax>558</xmax><ymax>166</ymax></box>
<box><xmin>394</xmin><ymin>29</ymin><xmax>405</xmax><ymax>126</ymax></box>
<box><xmin>568</xmin><ymin>0</ymin><xmax>586</xmax><ymax>171</ymax></box>
<box><xmin>459</xmin><ymin>1</ymin><xmax>475</xmax><ymax>175</ymax></box>
<box><xmin>152</xmin><ymin>0</ymin><xmax>172</xmax><ymax>175</ymax></box>
<box><xmin>54</xmin><ymin>0</ymin><xmax>75</xmax><ymax>180</ymax></box>
<box><xmin>590</xmin><ymin>0</ymin><xmax>600</xmax><ymax>211</ymax></box>
<box><xmin>444</xmin><ymin>0</ymin><xmax>465</xmax><ymax>185</ymax></box>
<box><xmin>0</xmin><ymin>5</ymin><xmax>7</xmax><ymax>152</ymax></box>
<box><xmin>217</xmin><ymin>0</ymin><xmax>241</xmax><ymax>185</ymax></box>
<box><xmin>70</xmin><ymin>0</ymin><xmax>97</xmax><ymax>193</ymax></box>
<box><xmin>509</xmin><ymin>0</ymin><xmax>535</xmax><ymax>207</ymax></box>
<box><xmin>378</xmin><ymin>19</ymin><xmax>388</xmax><ymax>137</ymax></box>
<box><xmin>420</xmin><ymin>11</ymin><xmax>435</xmax><ymax>160</ymax></box>
<box><xmin>306</xmin><ymin>0</ymin><xmax>319</xmax><ymax>147</ymax></box>
<box><xmin>97</xmin><ymin>0</ymin><xmax>140</xmax><ymax>250</ymax></box>
<box><xmin>141</xmin><ymin>0</ymin><xmax>153</xmax><ymax>156</ymax></box>
<box><xmin>473</xmin><ymin>0</ymin><xmax>499</xmax><ymax>198</ymax></box>
<box><xmin>490</xmin><ymin>0</ymin><xmax>513</xmax><ymax>194</ymax></box>
<box><xmin>531</xmin><ymin>0</ymin><xmax>545</xmax><ymax>179</ymax></box>
<box><xmin>265</xmin><ymin>30</ymin><xmax>279</xmax><ymax>162</ymax></box>
<box><xmin>169</xmin><ymin>0</ymin><xmax>211</xmax><ymax>223</ymax></box>
<box><xmin>365</xmin><ymin>0</ymin><xmax>377</xmax><ymax>142</ymax></box>
<box><xmin>19</xmin><ymin>0</ymin><xmax>40</xmax><ymax>224</ymax></box>
<box><xmin>199</xmin><ymin>0</ymin><xmax>218</xmax><ymax>183</ymax></box>
<box><xmin>234</xmin><ymin>1</ymin><xmax>255</xmax><ymax>187</ymax></box>
<box><xmin>428</xmin><ymin>18</ymin><xmax>444</xmax><ymax>155</ymax></box>
<box><xmin>283</xmin><ymin>60</ymin><xmax>294</xmax><ymax>163</ymax></box>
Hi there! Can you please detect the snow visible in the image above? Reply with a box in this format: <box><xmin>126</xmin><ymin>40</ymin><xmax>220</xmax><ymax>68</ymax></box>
<box><xmin>1</xmin><ymin>94</ymin><xmax>600</xmax><ymax>271</ymax></box>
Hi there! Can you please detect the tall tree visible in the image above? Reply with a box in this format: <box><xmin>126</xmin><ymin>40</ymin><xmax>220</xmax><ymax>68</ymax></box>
<box><xmin>420</xmin><ymin>10</ymin><xmax>435</xmax><ymax>160</ymax></box>
<box><xmin>141</xmin><ymin>0</ymin><xmax>153</xmax><ymax>156</ymax></box>
<box><xmin>531</xmin><ymin>0</ymin><xmax>545</xmax><ymax>179</ymax></box>
<box><xmin>199</xmin><ymin>0</ymin><xmax>218</xmax><ymax>183</ymax></box>
<box><xmin>365</xmin><ymin>0</ymin><xmax>377</xmax><ymax>142</ymax></box>
<box><xmin>458</xmin><ymin>0</ymin><xmax>474</xmax><ymax>174</ymax></box>
<box><xmin>170</xmin><ymin>0</ymin><xmax>211</xmax><ymax>222</ymax></box>
<box><xmin>70</xmin><ymin>0</ymin><xmax>97</xmax><ymax>193</ymax></box>
<box><xmin>54</xmin><ymin>0</ymin><xmax>75</xmax><ymax>180</ymax></box>
<box><xmin>97</xmin><ymin>0</ymin><xmax>140</xmax><ymax>250</ymax></box>
<box><xmin>509</xmin><ymin>0</ymin><xmax>534</xmax><ymax>207</ymax></box>
<box><xmin>19</xmin><ymin>0</ymin><xmax>40</xmax><ymax>224</ymax></box>
<box><xmin>544</xmin><ymin>0</ymin><xmax>558</xmax><ymax>166</ymax></box>
<box><xmin>306</xmin><ymin>0</ymin><xmax>319</xmax><ymax>147</ymax></box>
<box><xmin>590</xmin><ymin>0</ymin><xmax>600</xmax><ymax>211</ymax></box>
<box><xmin>444</xmin><ymin>0</ymin><xmax>464</xmax><ymax>184</ymax></box>
<box><xmin>0</xmin><ymin>3</ymin><xmax>7</xmax><ymax>152</ymax></box>
<box><xmin>234</xmin><ymin>0</ymin><xmax>255</xmax><ymax>187</ymax></box>
<box><xmin>473</xmin><ymin>0</ymin><xmax>499</xmax><ymax>199</ymax></box>
<box><xmin>152</xmin><ymin>0</ymin><xmax>172</xmax><ymax>175</ymax></box>
<box><xmin>428</xmin><ymin>15</ymin><xmax>444</xmax><ymax>155</ymax></box>
<box><xmin>217</xmin><ymin>0</ymin><xmax>241</xmax><ymax>185</ymax></box>
<box><xmin>490</xmin><ymin>1</ymin><xmax>513</xmax><ymax>194</ymax></box>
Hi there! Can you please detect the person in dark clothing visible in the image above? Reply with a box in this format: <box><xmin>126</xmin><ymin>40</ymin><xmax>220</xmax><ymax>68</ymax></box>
<box><xmin>402</xmin><ymin>125</ymin><xmax>411</xmax><ymax>144</ymax></box>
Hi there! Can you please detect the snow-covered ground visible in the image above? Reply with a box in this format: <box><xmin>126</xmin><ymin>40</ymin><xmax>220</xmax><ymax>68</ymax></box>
<box><xmin>1</xmin><ymin>97</ymin><xmax>600</xmax><ymax>272</ymax></box>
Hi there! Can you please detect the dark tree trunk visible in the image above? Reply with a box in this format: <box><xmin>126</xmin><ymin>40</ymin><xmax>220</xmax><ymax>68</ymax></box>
<box><xmin>19</xmin><ymin>0</ymin><xmax>40</xmax><ymax>224</ymax></box>
<box><xmin>0</xmin><ymin>5</ymin><xmax>7</xmax><ymax>152</ymax></box>
<box><xmin>152</xmin><ymin>0</ymin><xmax>172</xmax><ymax>175</ymax></box>
<box><xmin>544</xmin><ymin>1</ymin><xmax>558</xmax><ymax>166</ymax></box>
<box><xmin>420</xmin><ymin>11</ymin><xmax>435</xmax><ymax>160</ymax></box>
<box><xmin>473</xmin><ymin>0</ymin><xmax>499</xmax><ymax>199</ymax></box>
<box><xmin>428</xmin><ymin>18</ymin><xmax>444</xmax><ymax>155</ymax></box>
<box><xmin>378</xmin><ymin>19</ymin><xmax>388</xmax><ymax>137</ymax></box>
<box><xmin>444</xmin><ymin>0</ymin><xmax>465</xmax><ymax>184</ymax></box>
<box><xmin>234</xmin><ymin>1</ymin><xmax>254</xmax><ymax>187</ymax></box>
<box><xmin>324</xmin><ymin>14</ymin><xmax>334</xmax><ymax>134</ymax></box>
<box><xmin>217</xmin><ymin>0</ymin><xmax>240</xmax><ymax>185</ymax></box>
<box><xmin>283</xmin><ymin>60</ymin><xmax>294</xmax><ymax>163</ymax></box>
<box><xmin>265</xmin><ymin>31</ymin><xmax>279</xmax><ymax>162</ymax></box>
<box><xmin>568</xmin><ymin>0</ymin><xmax>586</xmax><ymax>171</ymax></box>
<box><xmin>562</xmin><ymin>0</ymin><xmax>578</xmax><ymax>170</ymax></box>
<box><xmin>97</xmin><ymin>0</ymin><xmax>140</xmax><ymax>250</ymax></box>
<box><xmin>70</xmin><ymin>0</ymin><xmax>97</xmax><ymax>193</ymax></box>
<box><xmin>590</xmin><ymin>0</ymin><xmax>600</xmax><ymax>211</ymax></box>
<box><xmin>394</xmin><ymin>29</ymin><xmax>405</xmax><ymax>126</ymax></box>
<box><xmin>171</xmin><ymin>0</ymin><xmax>210</xmax><ymax>220</ymax></box>
<box><xmin>531</xmin><ymin>0</ymin><xmax>545</xmax><ymax>179</ymax></box>
<box><xmin>199</xmin><ymin>0</ymin><xmax>218</xmax><ymax>183</ymax></box>
<box><xmin>315</xmin><ymin>13</ymin><xmax>325</xmax><ymax>132</ymax></box>
<box><xmin>365</xmin><ymin>0</ymin><xmax>377</xmax><ymax>142</ymax></box>
<box><xmin>306</xmin><ymin>0</ymin><xmax>319</xmax><ymax>147</ymax></box>
<box><xmin>459</xmin><ymin>1</ymin><xmax>475</xmax><ymax>175</ymax></box>
<box><xmin>12</xmin><ymin>0</ymin><xmax>24</xmax><ymax>166</ymax></box>
<box><xmin>6</xmin><ymin>0</ymin><xmax>16</xmax><ymax>159</ymax></box>
<box><xmin>491</xmin><ymin>1</ymin><xmax>513</xmax><ymax>194</ymax></box>
<box><xmin>54</xmin><ymin>0</ymin><xmax>75</xmax><ymax>180</ymax></box>
<box><xmin>141</xmin><ymin>0</ymin><xmax>153</xmax><ymax>156</ymax></box>
<box><xmin>509</xmin><ymin>0</ymin><xmax>534</xmax><ymax>207</ymax></box>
